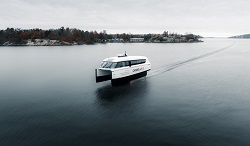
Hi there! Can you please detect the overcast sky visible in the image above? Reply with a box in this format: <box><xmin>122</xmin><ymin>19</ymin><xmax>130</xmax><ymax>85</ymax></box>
<box><xmin>0</xmin><ymin>0</ymin><xmax>249</xmax><ymax>37</ymax></box>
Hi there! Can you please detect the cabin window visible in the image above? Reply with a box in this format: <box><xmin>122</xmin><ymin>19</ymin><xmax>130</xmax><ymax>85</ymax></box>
<box><xmin>115</xmin><ymin>61</ymin><xmax>129</xmax><ymax>68</ymax></box>
<box><xmin>104</xmin><ymin>62</ymin><xmax>113</xmax><ymax>68</ymax></box>
<box><xmin>100</xmin><ymin>62</ymin><xmax>117</xmax><ymax>68</ymax></box>
<box><xmin>110</xmin><ymin>62</ymin><xmax>117</xmax><ymax>68</ymax></box>
<box><xmin>131</xmin><ymin>60</ymin><xmax>137</xmax><ymax>65</ymax></box>
<box><xmin>136</xmin><ymin>60</ymin><xmax>142</xmax><ymax>64</ymax></box>
<box><xmin>122</xmin><ymin>62</ymin><xmax>126</xmax><ymax>67</ymax></box>
<box><xmin>125</xmin><ymin>61</ymin><xmax>130</xmax><ymax>66</ymax></box>
<box><xmin>115</xmin><ymin>62</ymin><xmax>123</xmax><ymax>68</ymax></box>
<box><xmin>129</xmin><ymin>59</ymin><xmax>146</xmax><ymax>66</ymax></box>
<box><xmin>115</xmin><ymin>62</ymin><xmax>121</xmax><ymax>68</ymax></box>
<box><xmin>113</xmin><ymin>59</ymin><xmax>146</xmax><ymax>68</ymax></box>
<box><xmin>100</xmin><ymin>62</ymin><xmax>107</xmax><ymax>68</ymax></box>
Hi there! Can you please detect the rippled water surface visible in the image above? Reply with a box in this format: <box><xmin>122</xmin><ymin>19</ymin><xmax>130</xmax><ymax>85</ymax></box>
<box><xmin>1</xmin><ymin>38</ymin><xmax>250</xmax><ymax>145</ymax></box>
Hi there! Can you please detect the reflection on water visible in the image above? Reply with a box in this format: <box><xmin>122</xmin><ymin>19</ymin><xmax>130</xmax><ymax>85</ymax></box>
<box><xmin>96</xmin><ymin>79</ymin><xmax>148</xmax><ymax>98</ymax></box>
<box><xmin>94</xmin><ymin>78</ymin><xmax>149</xmax><ymax>106</ymax></box>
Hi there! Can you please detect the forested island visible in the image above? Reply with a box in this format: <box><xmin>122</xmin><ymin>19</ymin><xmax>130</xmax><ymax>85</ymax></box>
<box><xmin>0</xmin><ymin>27</ymin><xmax>203</xmax><ymax>46</ymax></box>
<box><xmin>229</xmin><ymin>34</ymin><xmax>250</xmax><ymax>39</ymax></box>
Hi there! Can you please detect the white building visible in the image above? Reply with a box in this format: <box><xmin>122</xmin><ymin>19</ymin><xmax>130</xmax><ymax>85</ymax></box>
<box><xmin>130</xmin><ymin>38</ymin><xmax>144</xmax><ymax>42</ymax></box>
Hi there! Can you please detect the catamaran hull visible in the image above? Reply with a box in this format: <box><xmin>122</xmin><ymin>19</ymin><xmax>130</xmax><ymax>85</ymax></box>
<box><xmin>95</xmin><ymin>69</ymin><xmax>112</xmax><ymax>83</ymax></box>
<box><xmin>95</xmin><ymin>69</ymin><xmax>149</xmax><ymax>86</ymax></box>
<box><xmin>111</xmin><ymin>70</ymin><xmax>148</xmax><ymax>86</ymax></box>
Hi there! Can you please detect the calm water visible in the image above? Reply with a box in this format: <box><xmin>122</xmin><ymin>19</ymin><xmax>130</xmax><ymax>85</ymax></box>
<box><xmin>1</xmin><ymin>38</ymin><xmax>250</xmax><ymax>145</ymax></box>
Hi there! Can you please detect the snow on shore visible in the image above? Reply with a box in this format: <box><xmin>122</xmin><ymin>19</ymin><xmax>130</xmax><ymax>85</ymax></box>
<box><xmin>26</xmin><ymin>39</ymin><xmax>77</xmax><ymax>46</ymax></box>
<box><xmin>3</xmin><ymin>39</ymin><xmax>78</xmax><ymax>46</ymax></box>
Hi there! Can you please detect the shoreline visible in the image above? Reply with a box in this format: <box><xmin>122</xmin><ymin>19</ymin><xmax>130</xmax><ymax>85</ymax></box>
<box><xmin>1</xmin><ymin>39</ymin><xmax>203</xmax><ymax>46</ymax></box>
<box><xmin>0</xmin><ymin>28</ymin><xmax>203</xmax><ymax>46</ymax></box>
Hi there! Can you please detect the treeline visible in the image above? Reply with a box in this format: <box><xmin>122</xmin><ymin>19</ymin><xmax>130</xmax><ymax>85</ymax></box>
<box><xmin>0</xmin><ymin>27</ymin><xmax>202</xmax><ymax>45</ymax></box>
<box><xmin>0</xmin><ymin>27</ymin><xmax>110</xmax><ymax>45</ymax></box>
<box><xmin>0</xmin><ymin>27</ymin><xmax>150</xmax><ymax>45</ymax></box>
<box><xmin>229</xmin><ymin>34</ymin><xmax>250</xmax><ymax>39</ymax></box>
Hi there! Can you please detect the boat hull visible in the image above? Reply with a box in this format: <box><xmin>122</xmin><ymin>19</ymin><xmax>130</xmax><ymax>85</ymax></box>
<box><xmin>111</xmin><ymin>70</ymin><xmax>147</xmax><ymax>86</ymax></box>
<box><xmin>95</xmin><ymin>69</ymin><xmax>112</xmax><ymax>83</ymax></box>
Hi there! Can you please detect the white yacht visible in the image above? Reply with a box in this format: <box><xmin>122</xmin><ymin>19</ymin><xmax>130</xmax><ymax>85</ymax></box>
<box><xmin>95</xmin><ymin>52</ymin><xmax>151</xmax><ymax>86</ymax></box>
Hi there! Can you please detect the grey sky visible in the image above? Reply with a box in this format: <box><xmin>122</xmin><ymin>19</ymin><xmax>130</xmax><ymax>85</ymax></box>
<box><xmin>0</xmin><ymin>0</ymin><xmax>249</xmax><ymax>37</ymax></box>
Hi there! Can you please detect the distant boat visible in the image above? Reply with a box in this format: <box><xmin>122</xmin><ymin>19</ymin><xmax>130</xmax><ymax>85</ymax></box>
<box><xmin>95</xmin><ymin>52</ymin><xmax>151</xmax><ymax>86</ymax></box>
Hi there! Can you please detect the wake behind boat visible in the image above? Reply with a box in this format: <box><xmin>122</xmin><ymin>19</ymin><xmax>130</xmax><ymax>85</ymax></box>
<box><xmin>95</xmin><ymin>52</ymin><xmax>151</xmax><ymax>86</ymax></box>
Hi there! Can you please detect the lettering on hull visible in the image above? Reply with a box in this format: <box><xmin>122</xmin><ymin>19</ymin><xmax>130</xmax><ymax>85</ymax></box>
<box><xmin>133</xmin><ymin>67</ymin><xmax>144</xmax><ymax>72</ymax></box>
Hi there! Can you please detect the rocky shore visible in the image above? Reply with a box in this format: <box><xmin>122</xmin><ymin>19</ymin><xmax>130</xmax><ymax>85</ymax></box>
<box><xmin>1</xmin><ymin>38</ymin><xmax>203</xmax><ymax>46</ymax></box>
<box><xmin>2</xmin><ymin>39</ymin><xmax>78</xmax><ymax>46</ymax></box>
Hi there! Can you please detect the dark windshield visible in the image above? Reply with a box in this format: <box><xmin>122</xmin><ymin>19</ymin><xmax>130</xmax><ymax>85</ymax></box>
<box><xmin>100</xmin><ymin>62</ymin><xmax>117</xmax><ymax>68</ymax></box>
<box><xmin>115</xmin><ymin>61</ymin><xmax>129</xmax><ymax>68</ymax></box>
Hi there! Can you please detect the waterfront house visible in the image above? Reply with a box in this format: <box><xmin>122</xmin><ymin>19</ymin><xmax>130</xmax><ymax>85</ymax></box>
<box><xmin>130</xmin><ymin>38</ymin><xmax>144</xmax><ymax>42</ymax></box>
